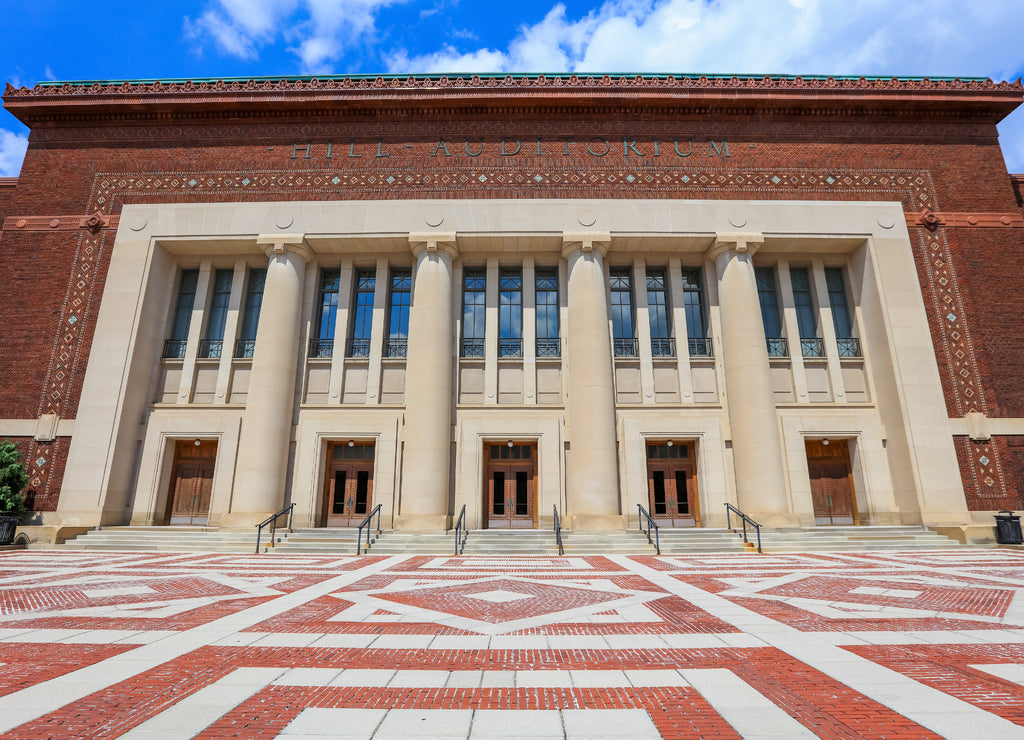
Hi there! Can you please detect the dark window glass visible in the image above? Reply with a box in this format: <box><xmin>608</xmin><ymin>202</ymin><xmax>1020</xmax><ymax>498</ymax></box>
<box><xmin>790</xmin><ymin>267</ymin><xmax>817</xmax><ymax>339</ymax></box>
<box><xmin>652</xmin><ymin>470</ymin><xmax>667</xmax><ymax>514</ymax></box>
<box><xmin>387</xmin><ymin>270</ymin><xmax>411</xmax><ymax>340</ymax></box>
<box><xmin>204</xmin><ymin>269</ymin><xmax>234</xmax><ymax>343</ymax></box>
<box><xmin>499</xmin><ymin>269</ymin><xmax>522</xmax><ymax>339</ymax></box>
<box><xmin>610</xmin><ymin>268</ymin><xmax>634</xmax><ymax>339</ymax></box>
<box><xmin>826</xmin><ymin>267</ymin><xmax>854</xmax><ymax>338</ymax></box>
<box><xmin>493</xmin><ymin>472</ymin><xmax>505</xmax><ymax>515</ymax></box>
<box><xmin>515</xmin><ymin>471</ymin><xmax>528</xmax><ymax>515</ymax></box>
<box><xmin>755</xmin><ymin>267</ymin><xmax>783</xmax><ymax>338</ymax></box>
<box><xmin>676</xmin><ymin>471</ymin><xmax>689</xmax><ymax>514</ymax></box>
<box><xmin>316</xmin><ymin>270</ymin><xmax>341</xmax><ymax>341</ymax></box>
<box><xmin>350</xmin><ymin>269</ymin><xmax>376</xmax><ymax>341</ymax></box>
<box><xmin>238</xmin><ymin>269</ymin><xmax>266</xmax><ymax>343</ymax></box>
<box><xmin>385</xmin><ymin>269</ymin><xmax>411</xmax><ymax>358</ymax></box>
<box><xmin>646</xmin><ymin>269</ymin><xmax>671</xmax><ymax>339</ymax></box>
<box><xmin>462</xmin><ymin>268</ymin><xmax>486</xmax><ymax>355</ymax></box>
<box><xmin>355</xmin><ymin>470</ymin><xmax>369</xmax><ymax>514</ymax></box>
<box><xmin>681</xmin><ymin>268</ymin><xmax>706</xmax><ymax>339</ymax></box>
<box><xmin>169</xmin><ymin>269</ymin><xmax>199</xmax><ymax>342</ymax></box>
<box><xmin>332</xmin><ymin>471</ymin><xmax>346</xmax><ymax>514</ymax></box>
<box><xmin>536</xmin><ymin>269</ymin><xmax>559</xmax><ymax>338</ymax></box>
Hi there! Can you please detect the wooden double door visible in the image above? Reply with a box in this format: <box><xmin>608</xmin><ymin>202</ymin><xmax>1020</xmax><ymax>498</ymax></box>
<box><xmin>166</xmin><ymin>440</ymin><xmax>216</xmax><ymax>525</ymax></box>
<box><xmin>323</xmin><ymin>442</ymin><xmax>375</xmax><ymax>527</ymax></box>
<box><xmin>646</xmin><ymin>442</ymin><xmax>699</xmax><ymax>527</ymax></box>
<box><xmin>485</xmin><ymin>443</ymin><xmax>536</xmax><ymax>528</ymax></box>
<box><xmin>806</xmin><ymin>439</ymin><xmax>857</xmax><ymax>525</ymax></box>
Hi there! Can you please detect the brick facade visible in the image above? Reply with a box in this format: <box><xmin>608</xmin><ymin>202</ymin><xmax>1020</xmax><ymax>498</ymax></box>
<box><xmin>2</xmin><ymin>74</ymin><xmax>1024</xmax><ymax>514</ymax></box>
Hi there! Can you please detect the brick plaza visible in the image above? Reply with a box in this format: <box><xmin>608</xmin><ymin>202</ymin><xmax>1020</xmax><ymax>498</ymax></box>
<box><xmin>2</xmin><ymin>549</ymin><xmax>1024</xmax><ymax>738</ymax></box>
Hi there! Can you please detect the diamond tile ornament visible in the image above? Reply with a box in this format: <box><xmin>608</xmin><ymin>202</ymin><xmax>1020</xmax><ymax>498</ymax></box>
<box><xmin>35</xmin><ymin>457</ymin><xmax>46</xmax><ymax>467</ymax></box>
<box><xmin>375</xmin><ymin>577</ymin><xmax>625</xmax><ymax>624</ymax></box>
<box><xmin>980</xmin><ymin>456</ymin><xmax>990</xmax><ymax>466</ymax></box>
<box><xmin>466</xmin><ymin>589</ymin><xmax>536</xmax><ymax>604</ymax></box>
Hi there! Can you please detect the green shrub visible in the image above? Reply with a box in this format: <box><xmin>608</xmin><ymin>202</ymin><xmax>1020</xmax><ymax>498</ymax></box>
<box><xmin>0</xmin><ymin>440</ymin><xmax>29</xmax><ymax>521</ymax></box>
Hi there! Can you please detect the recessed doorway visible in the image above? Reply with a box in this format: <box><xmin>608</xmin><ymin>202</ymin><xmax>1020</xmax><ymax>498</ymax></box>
<box><xmin>166</xmin><ymin>439</ymin><xmax>216</xmax><ymax>525</ymax></box>
<box><xmin>645</xmin><ymin>441</ymin><xmax>699</xmax><ymax>527</ymax></box>
<box><xmin>484</xmin><ymin>442</ymin><xmax>536</xmax><ymax>529</ymax></box>
<box><xmin>806</xmin><ymin>439</ymin><xmax>858</xmax><ymax>525</ymax></box>
<box><xmin>323</xmin><ymin>442</ymin><xmax>375</xmax><ymax>527</ymax></box>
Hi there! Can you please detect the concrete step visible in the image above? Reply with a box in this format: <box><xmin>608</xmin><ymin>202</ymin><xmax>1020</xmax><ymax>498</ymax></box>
<box><xmin>58</xmin><ymin>524</ymin><xmax>969</xmax><ymax>555</ymax></box>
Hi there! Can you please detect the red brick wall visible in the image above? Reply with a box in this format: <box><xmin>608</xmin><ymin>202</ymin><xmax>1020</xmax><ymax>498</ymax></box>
<box><xmin>2</xmin><ymin>107</ymin><xmax>1024</xmax><ymax>511</ymax></box>
<box><xmin>955</xmin><ymin>436</ymin><xmax>1024</xmax><ymax>511</ymax></box>
<box><xmin>0</xmin><ymin>179</ymin><xmax>15</xmax><ymax>222</ymax></box>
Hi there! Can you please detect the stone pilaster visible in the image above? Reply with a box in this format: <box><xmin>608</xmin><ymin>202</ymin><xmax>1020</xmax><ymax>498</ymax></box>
<box><xmin>562</xmin><ymin>232</ymin><xmax>623</xmax><ymax>529</ymax></box>
<box><xmin>224</xmin><ymin>234</ymin><xmax>313</xmax><ymax>526</ymax></box>
<box><xmin>709</xmin><ymin>233</ymin><xmax>794</xmax><ymax>524</ymax></box>
<box><xmin>397</xmin><ymin>233</ymin><xmax>458</xmax><ymax>529</ymax></box>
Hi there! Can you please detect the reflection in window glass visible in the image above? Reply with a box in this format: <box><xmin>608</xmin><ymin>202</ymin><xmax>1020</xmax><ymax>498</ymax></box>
<box><xmin>610</xmin><ymin>268</ymin><xmax>634</xmax><ymax>339</ymax></box>
<box><xmin>755</xmin><ymin>267</ymin><xmax>782</xmax><ymax>338</ymax></box>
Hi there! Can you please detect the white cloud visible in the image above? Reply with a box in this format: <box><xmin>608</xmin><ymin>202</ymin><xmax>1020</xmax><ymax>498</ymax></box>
<box><xmin>186</xmin><ymin>0</ymin><xmax>401</xmax><ymax>72</ymax></box>
<box><xmin>0</xmin><ymin>129</ymin><xmax>29</xmax><ymax>178</ymax></box>
<box><xmin>998</xmin><ymin>114</ymin><xmax>1024</xmax><ymax>175</ymax></box>
<box><xmin>388</xmin><ymin>0</ymin><xmax>1024</xmax><ymax>78</ymax></box>
<box><xmin>384</xmin><ymin>0</ymin><xmax>1024</xmax><ymax>168</ymax></box>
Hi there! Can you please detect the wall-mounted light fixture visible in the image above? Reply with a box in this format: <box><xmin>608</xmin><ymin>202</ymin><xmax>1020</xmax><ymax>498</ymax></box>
<box><xmin>193</xmin><ymin>438</ymin><xmax>201</xmax><ymax>447</ymax></box>
<box><xmin>348</xmin><ymin>440</ymin><xmax>355</xmax><ymax>447</ymax></box>
<box><xmin>507</xmin><ymin>440</ymin><xmax>514</xmax><ymax>448</ymax></box>
<box><xmin>822</xmin><ymin>438</ymin><xmax>830</xmax><ymax>446</ymax></box>
<box><xmin>666</xmin><ymin>440</ymin><xmax>674</xmax><ymax>447</ymax></box>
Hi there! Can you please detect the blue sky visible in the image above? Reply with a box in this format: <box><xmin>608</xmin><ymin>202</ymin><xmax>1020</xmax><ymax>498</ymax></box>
<box><xmin>3</xmin><ymin>0</ymin><xmax>1024</xmax><ymax>176</ymax></box>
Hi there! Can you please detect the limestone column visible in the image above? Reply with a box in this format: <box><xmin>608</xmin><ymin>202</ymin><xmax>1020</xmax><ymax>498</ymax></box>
<box><xmin>562</xmin><ymin>233</ymin><xmax>622</xmax><ymax>529</ymax></box>
<box><xmin>709</xmin><ymin>233</ymin><xmax>792</xmax><ymax>524</ymax></box>
<box><xmin>398</xmin><ymin>233</ymin><xmax>458</xmax><ymax>529</ymax></box>
<box><xmin>227</xmin><ymin>234</ymin><xmax>313</xmax><ymax>526</ymax></box>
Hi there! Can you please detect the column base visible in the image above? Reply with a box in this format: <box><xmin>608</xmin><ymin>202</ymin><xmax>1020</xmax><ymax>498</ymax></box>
<box><xmin>566</xmin><ymin>514</ymin><xmax>627</xmax><ymax>530</ymax></box>
<box><xmin>54</xmin><ymin>509</ymin><xmax>130</xmax><ymax>528</ymax></box>
<box><xmin>741</xmin><ymin>512</ymin><xmax>802</xmax><ymax>528</ymax></box>
<box><xmin>14</xmin><ymin>525</ymin><xmax>92</xmax><ymax>545</ymax></box>
<box><xmin>393</xmin><ymin>514</ymin><xmax>451</xmax><ymax>530</ymax></box>
<box><xmin>219</xmin><ymin>512</ymin><xmax>278</xmax><ymax>529</ymax></box>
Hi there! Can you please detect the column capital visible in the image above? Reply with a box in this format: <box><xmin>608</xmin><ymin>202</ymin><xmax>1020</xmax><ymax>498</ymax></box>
<box><xmin>256</xmin><ymin>233</ymin><xmax>314</xmax><ymax>262</ymax></box>
<box><xmin>409</xmin><ymin>232</ymin><xmax>458</xmax><ymax>259</ymax></box>
<box><xmin>561</xmin><ymin>232</ymin><xmax>611</xmax><ymax>259</ymax></box>
<box><xmin>707</xmin><ymin>232</ymin><xmax>764</xmax><ymax>263</ymax></box>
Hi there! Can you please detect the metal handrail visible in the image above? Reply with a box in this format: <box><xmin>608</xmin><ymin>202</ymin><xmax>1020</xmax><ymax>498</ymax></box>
<box><xmin>553</xmin><ymin>505</ymin><xmax>564</xmax><ymax>556</ymax></box>
<box><xmin>356</xmin><ymin>504</ymin><xmax>382</xmax><ymax>554</ymax></box>
<box><xmin>724</xmin><ymin>503</ymin><xmax>763</xmax><ymax>553</ymax></box>
<box><xmin>637</xmin><ymin>504</ymin><xmax>661</xmax><ymax>554</ymax></box>
<box><xmin>255</xmin><ymin>503</ymin><xmax>295</xmax><ymax>553</ymax></box>
<box><xmin>454</xmin><ymin>504</ymin><xmax>468</xmax><ymax>555</ymax></box>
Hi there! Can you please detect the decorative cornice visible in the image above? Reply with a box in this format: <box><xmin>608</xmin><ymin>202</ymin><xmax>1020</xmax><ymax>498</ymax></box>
<box><xmin>4</xmin><ymin>74</ymin><xmax>1021</xmax><ymax>127</ymax></box>
<box><xmin>7</xmin><ymin>73</ymin><xmax>1020</xmax><ymax>96</ymax></box>
<box><xmin>2</xmin><ymin>212</ymin><xmax>119</xmax><ymax>232</ymax></box>
<box><xmin>906</xmin><ymin>210</ymin><xmax>1024</xmax><ymax>229</ymax></box>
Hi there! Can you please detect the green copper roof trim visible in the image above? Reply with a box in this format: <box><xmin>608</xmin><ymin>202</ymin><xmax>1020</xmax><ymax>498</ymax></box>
<box><xmin>36</xmin><ymin>73</ymin><xmax>992</xmax><ymax>88</ymax></box>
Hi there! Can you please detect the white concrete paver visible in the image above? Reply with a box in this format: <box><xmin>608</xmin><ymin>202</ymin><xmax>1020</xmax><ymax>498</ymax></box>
<box><xmin>6</xmin><ymin>550</ymin><xmax>1024</xmax><ymax>738</ymax></box>
<box><xmin>120</xmin><ymin>667</ymin><xmax>284</xmax><ymax>740</ymax></box>
<box><xmin>617</xmin><ymin>556</ymin><xmax>1024</xmax><ymax>740</ymax></box>
<box><xmin>680</xmin><ymin>668</ymin><xmax>817</xmax><ymax>738</ymax></box>
<box><xmin>0</xmin><ymin>556</ymin><xmax>404</xmax><ymax>735</ymax></box>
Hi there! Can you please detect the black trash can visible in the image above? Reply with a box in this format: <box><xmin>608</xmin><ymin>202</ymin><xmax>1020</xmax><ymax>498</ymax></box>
<box><xmin>0</xmin><ymin>516</ymin><xmax>17</xmax><ymax>546</ymax></box>
<box><xmin>995</xmin><ymin>511</ymin><xmax>1023</xmax><ymax>545</ymax></box>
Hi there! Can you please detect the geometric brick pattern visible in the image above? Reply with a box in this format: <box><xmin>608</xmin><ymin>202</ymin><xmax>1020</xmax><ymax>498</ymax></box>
<box><xmin>2</xmin><ymin>549</ymin><xmax>1024</xmax><ymax>737</ymax></box>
